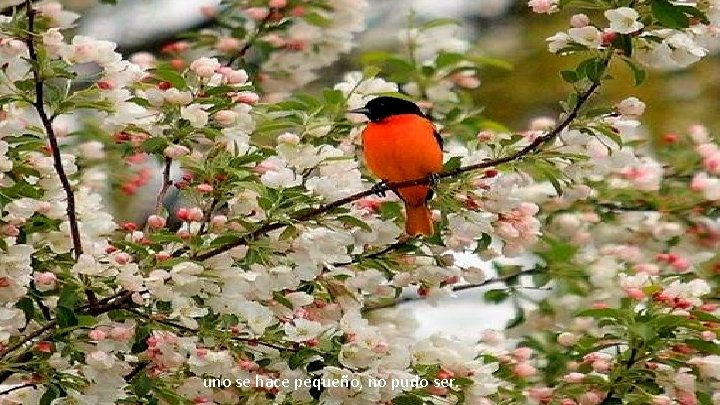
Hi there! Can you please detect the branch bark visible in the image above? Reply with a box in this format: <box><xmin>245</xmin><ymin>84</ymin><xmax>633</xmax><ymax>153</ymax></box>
<box><xmin>24</xmin><ymin>1</ymin><xmax>83</xmax><ymax>261</ymax></box>
<box><xmin>364</xmin><ymin>268</ymin><xmax>545</xmax><ymax>311</ymax></box>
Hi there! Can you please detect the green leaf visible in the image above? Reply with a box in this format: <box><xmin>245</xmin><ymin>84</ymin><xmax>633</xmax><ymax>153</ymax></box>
<box><xmin>77</xmin><ymin>315</ymin><xmax>98</xmax><ymax>327</ymax></box>
<box><xmin>150</xmin><ymin>69</ymin><xmax>188</xmax><ymax>89</ymax></box>
<box><xmin>337</xmin><ymin>215</ymin><xmax>373</xmax><ymax>232</ymax></box>
<box><xmin>16</xmin><ymin>297</ymin><xmax>35</xmax><ymax>323</ymax></box>
<box><xmin>288</xmin><ymin>348</ymin><xmax>318</xmax><ymax>370</ymax></box>
<box><xmin>436</xmin><ymin>52</ymin><xmax>465</xmax><ymax>68</ymax></box>
<box><xmin>421</xmin><ymin>18</ymin><xmax>458</xmax><ymax>30</ymax></box>
<box><xmin>612</xmin><ymin>34</ymin><xmax>633</xmax><ymax>57</ymax></box>
<box><xmin>576</xmin><ymin>308</ymin><xmax>631</xmax><ymax>322</ymax></box>
<box><xmin>132</xmin><ymin>373</ymin><xmax>152</xmax><ymax>396</ymax></box>
<box><xmin>40</xmin><ymin>385</ymin><xmax>60</xmax><ymax>405</ymax></box>
<box><xmin>560</xmin><ymin>70</ymin><xmax>579</xmax><ymax>83</ymax></box>
<box><xmin>651</xmin><ymin>0</ymin><xmax>690</xmax><ymax>29</ymax></box>
<box><xmin>322</xmin><ymin>89</ymin><xmax>344</xmax><ymax>104</ymax></box>
<box><xmin>483</xmin><ymin>289</ymin><xmax>509</xmax><ymax>303</ymax></box>
<box><xmin>443</xmin><ymin>156</ymin><xmax>462</xmax><ymax>171</ymax></box>
<box><xmin>304</xmin><ymin>12</ymin><xmax>332</xmax><ymax>27</ymax></box>
<box><xmin>273</xmin><ymin>292</ymin><xmax>294</xmax><ymax>309</ymax></box>
<box><xmin>506</xmin><ymin>307</ymin><xmax>525</xmax><ymax>329</ymax></box>
<box><xmin>362</xmin><ymin>65</ymin><xmax>382</xmax><ymax>79</ymax></box>
<box><xmin>686</xmin><ymin>339</ymin><xmax>720</xmax><ymax>355</ymax></box>
<box><xmin>620</xmin><ymin>57</ymin><xmax>646</xmax><ymax>86</ymax></box>
<box><xmin>141</xmin><ymin>137</ymin><xmax>169</xmax><ymax>154</ymax></box>
<box><xmin>392</xmin><ymin>394</ymin><xmax>424</xmax><ymax>405</ymax></box>
<box><xmin>56</xmin><ymin>306</ymin><xmax>78</xmax><ymax>328</ymax></box>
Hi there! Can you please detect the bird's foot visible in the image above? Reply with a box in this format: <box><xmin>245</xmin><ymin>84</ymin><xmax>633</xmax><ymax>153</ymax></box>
<box><xmin>371</xmin><ymin>180</ymin><xmax>389</xmax><ymax>197</ymax></box>
<box><xmin>427</xmin><ymin>173</ymin><xmax>440</xmax><ymax>188</ymax></box>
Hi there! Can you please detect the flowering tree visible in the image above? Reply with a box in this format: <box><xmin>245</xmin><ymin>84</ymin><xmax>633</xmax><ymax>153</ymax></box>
<box><xmin>0</xmin><ymin>0</ymin><xmax>719</xmax><ymax>404</ymax></box>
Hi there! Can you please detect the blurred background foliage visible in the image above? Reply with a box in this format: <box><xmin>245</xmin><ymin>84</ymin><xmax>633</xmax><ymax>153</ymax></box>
<box><xmin>13</xmin><ymin>0</ymin><xmax>718</xmax><ymax>221</ymax></box>
<box><xmin>52</xmin><ymin>0</ymin><xmax>719</xmax><ymax>136</ymax></box>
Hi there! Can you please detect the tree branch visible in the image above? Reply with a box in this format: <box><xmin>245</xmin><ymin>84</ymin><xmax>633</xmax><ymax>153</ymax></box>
<box><xmin>0</xmin><ymin>290</ymin><xmax>136</xmax><ymax>384</ymax></box>
<box><xmin>194</xmin><ymin>63</ymin><xmax>608</xmax><ymax>261</ymax></box>
<box><xmin>364</xmin><ymin>268</ymin><xmax>545</xmax><ymax>311</ymax></box>
<box><xmin>226</xmin><ymin>14</ymin><xmax>272</xmax><ymax>68</ymax></box>
<box><xmin>24</xmin><ymin>1</ymin><xmax>83</xmax><ymax>261</ymax></box>
<box><xmin>147</xmin><ymin>157</ymin><xmax>173</xmax><ymax>230</ymax></box>
<box><xmin>124</xmin><ymin>308</ymin><xmax>296</xmax><ymax>352</ymax></box>
<box><xmin>0</xmin><ymin>383</ymin><xmax>36</xmax><ymax>397</ymax></box>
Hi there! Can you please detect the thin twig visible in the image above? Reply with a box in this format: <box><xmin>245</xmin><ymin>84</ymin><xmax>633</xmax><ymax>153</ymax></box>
<box><xmin>149</xmin><ymin>157</ymin><xmax>173</xmax><ymax>225</ymax></box>
<box><xmin>0</xmin><ymin>322</ymin><xmax>56</xmax><ymax>360</ymax></box>
<box><xmin>0</xmin><ymin>383</ymin><xmax>36</xmax><ymax>397</ymax></box>
<box><xmin>599</xmin><ymin>347</ymin><xmax>639</xmax><ymax>404</ymax></box>
<box><xmin>24</xmin><ymin>1</ymin><xmax>83</xmax><ymax>261</ymax></box>
<box><xmin>226</xmin><ymin>15</ymin><xmax>271</xmax><ymax>68</ymax></box>
<box><xmin>124</xmin><ymin>361</ymin><xmax>150</xmax><ymax>382</ymax></box>
<box><xmin>194</xmin><ymin>62</ymin><xmax>608</xmax><ymax>262</ymax></box>
<box><xmin>198</xmin><ymin>196</ymin><xmax>219</xmax><ymax>235</ymax></box>
<box><xmin>124</xmin><ymin>308</ymin><xmax>295</xmax><ymax>352</ymax></box>
<box><xmin>333</xmin><ymin>240</ymin><xmax>411</xmax><ymax>267</ymax></box>
<box><xmin>365</xmin><ymin>268</ymin><xmax>545</xmax><ymax>311</ymax></box>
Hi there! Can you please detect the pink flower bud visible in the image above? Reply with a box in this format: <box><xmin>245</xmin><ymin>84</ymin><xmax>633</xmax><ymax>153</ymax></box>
<box><xmin>651</xmin><ymin>395</ymin><xmax>672</xmax><ymax>405</ymax></box>
<box><xmin>88</xmin><ymin>329</ymin><xmax>106</xmax><ymax>341</ymax></box>
<box><xmin>147</xmin><ymin>215</ymin><xmax>167</xmax><ymax>230</ymax></box>
<box><xmin>245</xmin><ymin>7</ymin><xmax>269</xmax><ymax>20</ymax></box>
<box><xmin>578</xmin><ymin>392</ymin><xmax>602</xmax><ymax>405</ymax></box>
<box><xmin>513</xmin><ymin>362</ymin><xmax>537</xmax><ymax>378</ymax></box>
<box><xmin>34</xmin><ymin>272</ymin><xmax>57</xmax><ymax>286</ymax></box>
<box><xmin>164</xmin><ymin>144</ymin><xmax>190</xmax><ymax>158</ymax></box>
<box><xmin>114</xmin><ymin>252</ymin><xmax>132</xmax><ymax>265</ymax></box>
<box><xmin>269</xmin><ymin>0</ymin><xmax>287</xmax><ymax>8</ymax></box>
<box><xmin>211</xmin><ymin>215</ymin><xmax>227</xmax><ymax>229</ymax></box>
<box><xmin>625</xmin><ymin>287</ymin><xmax>646</xmax><ymax>300</ymax></box>
<box><xmin>215</xmin><ymin>37</ymin><xmax>241</xmax><ymax>52</ymax></box>
<box><xmin>176</xmin><ymin>208</ymin><xmax>190</xmax><ymax>222</ymax></box>
<box><xmin>277</xmin><ymin>132</ymin><xmax>300</xmax><ymax>145</ymax></box>
<box><xmin>110</xmin><ymin>326</ymin><xmax>133</xmax><ymax>342</ymax></box>
<box><xmin>188</xmin><ymin>207</ymin><xmax>204</xmax><ymax>222</ymax></box>
<box><xmin>235</xmin><ymin>91</ymin><xmax>260</xmax><ymax>104</ymax></box>
<box><xmin>214</xmin><ymin>110</ymin><xmax>237</xmax><ymax>127</ymax></box>
<box><xmin>222</xmin><ymin>69</ymin><xmax>248</xmax><ymax>85</ymax></box>
<box><xmin>570</xmin><ymin>13</ymin><xmax>589</xmax><ymax>28</ymax></box>
<box><xmin>196</xmin><ymin>183</ymin><xmax>214</xmax><ymax>193</ymax></box>
<box><xmin>1</xmin><ymin>224</ymin><xmax>20</xmax><ymax>236</ymax></box>
<box><xmin>563</xmin><ymin>372</ymin><xmax>585</xmax><ymax>383</ymax></box>
<box><xmin>513</xmin><ymin>347</ymin><xmax>533</xmax><ymax>361</ymax></box>
<box><xmin>591</xmin><ymin>360</ymin><xmax>611</xmax><ymax>372</ymax></box>
<box><xmin>200</xmin><ymin>5</ymin><xmax>217</xmax><ymax>17</ymax></box>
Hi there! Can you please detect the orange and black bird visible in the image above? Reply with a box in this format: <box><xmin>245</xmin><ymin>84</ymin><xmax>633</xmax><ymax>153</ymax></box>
<box><xmin>350</xmin><ymin>96</ymin><xmax>443</xmax><ymax>236</ymax></box>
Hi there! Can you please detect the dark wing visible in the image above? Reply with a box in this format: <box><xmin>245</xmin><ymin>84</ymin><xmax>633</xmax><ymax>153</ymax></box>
<box><xmin>433</xmin><ymin>129</ymin><xmax>443</xmax><ymax>150</ymax></box>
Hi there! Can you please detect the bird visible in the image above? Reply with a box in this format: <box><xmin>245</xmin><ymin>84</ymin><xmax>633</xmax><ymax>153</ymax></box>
<box><xmin>349</xmin><ymin>96</ymin><xmax>443</xmax><ymax>236</ymax></box>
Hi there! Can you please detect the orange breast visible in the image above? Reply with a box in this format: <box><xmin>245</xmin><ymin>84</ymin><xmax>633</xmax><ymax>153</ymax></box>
<box><xmin>361</xmin><ymin>114</ymin><xmax>443</xmax><ymax>205</ymax></box>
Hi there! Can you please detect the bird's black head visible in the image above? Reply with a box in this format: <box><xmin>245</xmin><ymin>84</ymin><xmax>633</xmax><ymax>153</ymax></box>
<box><xmin>348</xmin><ymin>96</ymin><xmax>423</xmax><ymax>122</ymax></box>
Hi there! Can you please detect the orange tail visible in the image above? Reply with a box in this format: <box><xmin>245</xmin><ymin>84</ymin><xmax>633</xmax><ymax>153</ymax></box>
<box><xmin>404</xmin><ymin>202</ymin><xmax>434</xmax><ymax>236</ymax></box>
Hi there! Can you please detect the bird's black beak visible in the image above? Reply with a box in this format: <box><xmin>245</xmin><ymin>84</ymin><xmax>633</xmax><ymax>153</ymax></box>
<box><xmin>347</xmin><ymin>107</ymin><xmax>371</xmax><ymax>116</ymax></box>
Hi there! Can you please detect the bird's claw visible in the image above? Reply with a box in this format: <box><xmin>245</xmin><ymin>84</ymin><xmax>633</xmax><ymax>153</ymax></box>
<box><xmin>371</xmin><ymin>180</ymin><xmax>389</xmax><ymax>197</ymax></box>
<box><xmin>427</xmin><ymin>173</ymin><xmax>440</xmax><ymax>188</ymax></box>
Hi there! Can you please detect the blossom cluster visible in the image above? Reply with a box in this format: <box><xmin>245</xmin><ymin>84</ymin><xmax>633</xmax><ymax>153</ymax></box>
<box><xmin>0</xmin><ymin>0</ymin><xmax>718</xmax><ymax>404</ymax></box>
